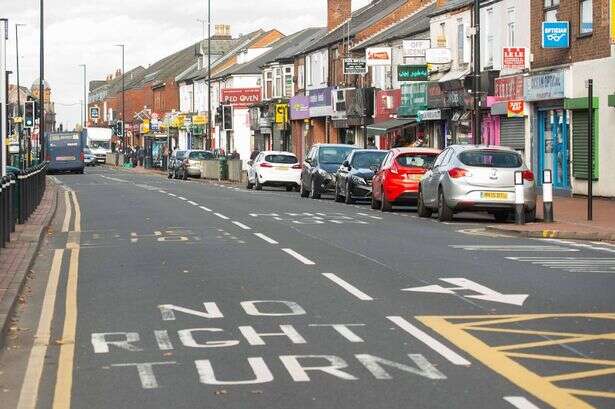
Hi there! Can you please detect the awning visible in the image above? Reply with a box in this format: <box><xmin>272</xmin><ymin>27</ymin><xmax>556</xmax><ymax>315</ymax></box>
<box><xmin>438</xmin><ymin>67</ymin><xmax>471</xmax><ymax>83</ymax></box>
<box><xmin>366</xmin><ymin>118</ymin><xmax>416</xmax><ymax>136</ymax></box>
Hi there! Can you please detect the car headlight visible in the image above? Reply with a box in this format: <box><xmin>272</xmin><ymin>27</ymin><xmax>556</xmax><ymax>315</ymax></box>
<box><xmin>351</xmin><ymin>176</ymin><xmax>367</xmax><ymax>185</ymax></box>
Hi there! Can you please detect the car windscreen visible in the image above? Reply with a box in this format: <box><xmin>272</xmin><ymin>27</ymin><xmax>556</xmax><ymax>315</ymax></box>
<box><xmin>174</xmin><ymin>150</ymin><xmax>188</xmax><ymax>159</ymax></box>
<box><xmin>351</xmin><ymin>151</ymin><xmax>387</xmax><ymax>169</ymax></box>
<box><xmin>459</xmin><ymin>150</ymin><xmax>522</xmax><ymax>168</ymax></box>
<box><xmin>83</xmin><ymin>148</ymin><xmax>92</xmax><ymax>154</ymax></box>
<box><xmin>189</xmin><ymin>151</ymin><xmax>214</xmax><ymax>160</ymax></box>
<box><xmin>396</xmin><ymin>153</ymin><xmax>438</xmax><ymax>169</ymax></box>
<box><xmin>318</xmin><ymin>146</ymin><xmax>355</xmax><ymax>164</ymax></box>
<box><xmin>265</xmin><ymin>154</ymin><xmax>298</xmax><ymax>164</ymax></box>
<box><xmin>89</xmin><ymin>140</ymin><xmax>109</xmax><ymax>149</ymax></box>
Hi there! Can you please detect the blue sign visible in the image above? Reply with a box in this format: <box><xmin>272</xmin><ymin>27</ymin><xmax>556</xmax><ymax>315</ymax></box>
<box><xmin>542</xmin><ymin>21</ymin><xmax>570</xmax><ymax>48</ymax></box>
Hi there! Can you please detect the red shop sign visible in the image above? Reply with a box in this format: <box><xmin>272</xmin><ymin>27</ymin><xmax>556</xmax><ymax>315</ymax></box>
<box><xmin>507</xmin><ymin>100</ymin><xmax>525</xmax><ymax>117</ymax></box>
<box><xmin>221</xmin><ymin>88</ymin><xmax>262</xmax><ymax>108</ymax></box>
<box><xmin>494</xmin><ymin>75</ymin><xmax>524</xmax><ymax>102</ymax></box>
<box><xmin>502</xmin><ymin>47</ymin><xmax>527</xmax><ymax>70</ymax></box>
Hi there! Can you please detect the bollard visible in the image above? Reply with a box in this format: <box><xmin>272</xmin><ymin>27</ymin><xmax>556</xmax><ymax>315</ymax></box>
<box><xmin>543</xmin><ymin>169</ymin><xmax>554</xmax><ymax>223</ymax></box>
<box><xmin>514</xmin><ymin>170</ymin><xmax>525</xmax><ymax>225</ymax></box>
<box><xmin>9</xmin><ymin>174</ymin><xmax>16</xmax><ymax>233</ymax></box>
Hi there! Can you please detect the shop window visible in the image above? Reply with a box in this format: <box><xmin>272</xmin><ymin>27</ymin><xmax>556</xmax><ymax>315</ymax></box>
<box><xmin>507</xmin><ymin>7</ymin><xmax>516</xmax><ymax>47</ymax></box>
<box><xmin>580</xmin><ymin>0</ymin><xmax>593</xmax><ymax>35</ymax></box>
<box><xmin>544</xmin><ymin>0</ymin><xmax>559</xmax><ymax>21</ymax></box>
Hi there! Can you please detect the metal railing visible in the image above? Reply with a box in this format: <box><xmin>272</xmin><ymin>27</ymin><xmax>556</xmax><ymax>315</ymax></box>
<box><xmin>0</xmin><ymin>163</ymin><xmax>49</xmax><ymax>250</ymax></box>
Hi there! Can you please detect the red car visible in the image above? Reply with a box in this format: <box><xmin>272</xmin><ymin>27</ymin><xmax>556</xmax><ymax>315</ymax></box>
<box><xmin>371</xmin><ymin>147</ymin><xmax>441</xmax><ymax>211</ymax></box>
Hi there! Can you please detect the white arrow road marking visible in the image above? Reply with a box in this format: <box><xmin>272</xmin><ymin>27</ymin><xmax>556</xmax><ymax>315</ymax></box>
<box><xmin>403</xmin><ymin>278</ymin><xmax>529</xmax><ymax>306</ymax></box>
<box><xmin>503</xmin><ymin>396</ymin><xmax>541</xmax><ymax>409</ymax></box>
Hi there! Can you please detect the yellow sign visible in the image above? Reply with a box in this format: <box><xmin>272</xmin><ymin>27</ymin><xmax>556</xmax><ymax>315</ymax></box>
<box><xmin>171</xmin><ymin>115</ymin><xmax>185</xmax><ymax>128</ymax></box>
<box><xmin>141</xmin><ymin>119</ymin><xmax>150</xmax><ymax>134</ymax></box>
<box><xmin>193</xmin><ymin>115</ymin><xmax>208</xmax><ymax>125</ymax></box>
<box><xmin>611</xmin><ymin>0</ymin><xmax>615</xmax><ymax>43</ymax></box>
<box><xmin>14</xmin><ymin>116</ymin><xmax>23</xmax><ymax>123</ymax></box>
<box><xmin>275</xmin><ymin>104</ymin><xmax>288</xmax><ymax>124</ymax></box>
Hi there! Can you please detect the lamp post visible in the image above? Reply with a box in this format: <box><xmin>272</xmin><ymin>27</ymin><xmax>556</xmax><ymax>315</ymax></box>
<box><xmin>39</xmin><ymin>0</ymin><xmax>45</xmax><ymax>162</ymax></box>
<box><xmin>472</xmin><ymin>0</ymin><xmax>481</xmax><ymax>145</ymax></box>
<box><xmin>79</xmin><ymin>64</ymin><xmax>86</xmax><ymax>128</ymax></box>
<box><xmin>1</xmin><ymin>18</ymin><xmax>7</xmax><ymax>176</ymax></box>
<box><xmin>207</xmin><ymin>0</ymin><xmax>212</xmax><ymax>150</ymax></box>
<box><xmin>16</xmin><ymin>23</ymin><xmax>25</xmax><ymax>168</ymax></box>
<box><xmin>114</xmin><ymin>44</ymin><xmax>125</xmax><ymax>150</ymax></box>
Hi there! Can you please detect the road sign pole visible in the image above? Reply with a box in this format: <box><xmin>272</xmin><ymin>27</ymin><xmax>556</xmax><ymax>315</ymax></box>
<box><xmin>587</xmin><ymin>79</ymin><xmax>593</xmax><ymax>221</ymax></box>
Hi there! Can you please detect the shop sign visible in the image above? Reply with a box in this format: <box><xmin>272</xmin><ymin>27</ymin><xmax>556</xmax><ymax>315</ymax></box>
<box><xmin>375</xmin><ymin>89</ymin><xmax>401</xmax><ymax>121</ymax></box>
<box><xmin>542</xmin><ymin>21</ymin><xmax>570</xmax><ymax>48</ymax></box>
<box><xmin>524</xmin><ymin>71</ymin><xmax>565</xmax><ymax>101</ymax></box>
<box><xmin>90</xmin><ymin>106</ymin><xmax>100</xmax><ymax>119</ymax></box>
<box><xmin>417</xmin><ymin>109</ymin><xmax>442</xmax><ymax>121</ymax></box>
<box><xmin>275</xmin><ymin>104</ymin><xmax>289</xmax><ymax>124</ymax></box>
<box><xmin>221</xmin><ymin>88</ymin><xmax>261</xmax><ymax>108</ymax></box>
<box><xmin>399</xmin><ymin>82</ymin><xmax>427</xmax><ymax>117</ymax></box>
<box><xmin>494</xmin><ymin>75</ymin><xmax>524</xmax><ymax>101</ymax></box>
<box><xmin>402</xmin><ymin>39</ymin><xmax>430</xmax><ymax>57</ymax></box>
<box><xmin>426</xmin><ymin>82</ymin><xmax>445</xmax><ymax>108</ymax></box>
<box><xmin>502</xmin><ymin>47</ymin><xmax>527</xmax><ymax>70</ymax></box>
<box><xmin>150</xmin><ymin>119</ymin><xmax>160</xmax><ymax>132</ymax></box>
<box><xmin>289</xmin><ymin>95</ymin><xmax>310</xmax><ymax>120</ymax></box>
<box><xmin>308</xmin><ymin>87</ymin><xmax>333</xmax><ymax>117</ymax></box>
<box><xmin>366</xmin><ymin>47</ymin><xmax>392</xmax><ymax>66</ymax></box>
<box><xmin>397</xmin><ymin>65</ymin><xmax>429</xmax><ymax>82</ymax></box>
<box><xmin>171</xmin><ymin>115</ymin><xmax>185</xmax><ymax>128</ymax></box>
<box><xmin>425</xmin><ymin>48</ymin><xmax>452</xmax><ymax>64</ymax></box>
<box><xmin>140</xmin><ymin>120</ymin><xmax>150</xmax><ymax>134</ymax></box>
<box><xmin>343</xmin><ymin>59</ymin><xmax>368</xmax><ymax>75</ymax></box>
<box><xmin>193</xmin><ymin>115</ymin><xmax>207</xmax><ymax>125</ymax></box>
<box><xmin>507</xmin><ymin>100</ymin><xmax>525</xmax><ymax>117</ymax></box>
<box><xmin>445</xmin><ymin>90</ymin><xmax>472</xmax><ymax>108</ymax></box>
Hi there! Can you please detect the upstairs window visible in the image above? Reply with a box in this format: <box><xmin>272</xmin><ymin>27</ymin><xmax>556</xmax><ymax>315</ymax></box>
<box><xmin>580</xmin><ymin>0</ymin><xmax>593</xmax><ymax>35</ymax></box>
<box><xmin>457</xmin><ymin>19</ymin><xmax>465</xmax><ymax>64</ymax></box>
<box><xmin>284</xmin><ymin>66</ymin><xmax>294</xmax><ymax>97</ymax></box>
<box><xmin>486</xmin><ymin>8</ymin><xmax>494</xmax><ymax>66</ymax></box>
<box><xmin>274</xmin><ymin>68</ymin><xmax>282</xmax><ymax>98</ymax></box>
<box><xmin>264</xmin><ymin>71</ymin><xmax>273</xmax><ymax>100</ymax></box>
<box><xmin>544</xmin><ymin>0</ymin><xmax>559</xmax><ymax>21</ymax></box>
<box><xmin>507</xmin><ymin>7</ymin><xmax>516</xmax><ymax>46</ymax></box>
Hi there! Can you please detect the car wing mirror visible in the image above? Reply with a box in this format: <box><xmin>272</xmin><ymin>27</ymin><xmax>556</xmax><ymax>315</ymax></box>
<box><xmin>247</xmin><ymin>160</ymin><xmax>254</xmax><ymax>166</ymax></box>
<box><xmin>342</xmin><ymin>160</ymin><xmax>350</xmax><ymax>169</ymax></box>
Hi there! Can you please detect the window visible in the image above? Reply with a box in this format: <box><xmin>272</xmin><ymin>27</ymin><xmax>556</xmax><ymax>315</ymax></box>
<box><xmin>507</xmin><ymin>7</ymin><xmax>516</xmax><ymax>46</ymax></box>
<box><xmin>298</xmin><ymin>65</ymin><xmax>305</xmax><ymax>90</ymax></box>
<box><xmin>457</xmin><ymin>19</ymin><xmax>465</xmax><ymax>64</ymax></box>
<box><xmin>305</xmin><ymin>56</ymin><xmax>312</xmax><ymax>86</ymax></box>
<box><xmin>486</xmin><ymin>8</ymin><xmax>494</xmax><ymax>66</ymax></box>
<box><xmin>544</xmin><ymin>0</ymin><xmax>559</xmax><ymax>21</ymax></box>
<box><xmin>284</xmin><ymin>66</ymin><xmax>293</xmax><ymax>97</ymax></box>
<box><xmin>264</xmin><ymin>71</ymin><xmax>273</xmax><ymax>100</ymax></box>
<box><xmin>580</xmin><ymin>0</ymin><xmax>593</xmax><ymax>35</ymax></box>
<box><xmin>458</xmin><ymin>150</ymin><xmax>523</xmax><ymax>168</ymax></box>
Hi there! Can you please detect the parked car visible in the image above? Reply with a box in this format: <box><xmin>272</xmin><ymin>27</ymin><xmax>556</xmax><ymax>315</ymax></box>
<box><xmin>371</xmin><ymin>147</ymin><xmax>441</xmax><ymax>211</ymax></box>
<box><xmin>83</xmin><ymin>148</ymin><xmax>97</xmax><ymax>166</ymax></box>
<box><xmin>334</xmin><ymin>149</ymin><xmax>388</xmax><ymax>204</ymax></box>
<box><xmin>418</xmin><ymin>145</ymin><xmax>537</xmax><ymax>222</ymax></box>
<box><xmin>300</xmin><ymin>144</ymin><xmax>357</xmax><ymax>199</ymax></box>
<box><xmin>167</xmin><ymin>150</ymin><xmax>189</xmax><ymax>180</ymax></box>
<box><xmin>247</xmin><ymin>151</ymin><xmax>301</xmax><ymax>191</ymax></box>
<box><xmin>186</xmin><ymin>150</ymin><xmax>215</xmax><ymax>177</ymax></box>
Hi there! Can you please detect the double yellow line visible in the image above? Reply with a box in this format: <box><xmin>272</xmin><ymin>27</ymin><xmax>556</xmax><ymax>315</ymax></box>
<box><xmin>17</xmin><ymin>188</ymin><xmax>81</xmax><ymax>409</ymax></box>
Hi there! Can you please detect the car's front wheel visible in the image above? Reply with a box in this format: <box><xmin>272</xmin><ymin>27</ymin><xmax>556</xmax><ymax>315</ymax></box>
<box><xmin>255</xmin><ymin>176</ymin><xmax>263</xmax><ymax>190</ymax></box>
<box><xmin>300</xmin><ymin>180</ymin><xmax>310</xmax><ymax>198</ymax></box>
<box><xmin>344</xmin><ymin>182</ymin><xmax>354</xmax><ymax>204</ymax></box>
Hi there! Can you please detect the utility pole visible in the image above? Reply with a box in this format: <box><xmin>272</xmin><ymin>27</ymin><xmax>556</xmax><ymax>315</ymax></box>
<box><xmin>1</xmin><ymin>18</ymin><xmax>7</xmax><ymax>176</ymax></box>
<box><xmin>115</xmin><ymin>44</ymin><xmax>125</xmax><ymax>150</ymax></box>
<box><xmin>472</xmin><ymin>0</ymin><xmax>481</xmax><ymax>145</ymax></box>
<box><xmin>39</xmin><ymin>0</ymin><xmax>45</xmax><ymax>162</ymax></box>
<box><xmin>79</xmin><ymin>64</ymin><xmax>87</xmax><ymax>128</ymax></box>
<box><xmin>16</xmin><ymin>23</ymin><xmax>25</xmax><ymax>168</ymax></box>
<box><xmin>207</xmin><ymin>0</ymin><xmax>212</xmax><ymax>151</ymax></box>
<box><xmin>587</xmin><ymin>79</ymin><xmax>593</xmax><ymax>221</ymax></box>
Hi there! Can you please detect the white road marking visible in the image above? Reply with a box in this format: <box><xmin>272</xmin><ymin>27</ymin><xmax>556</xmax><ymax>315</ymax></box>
<box><xmin>199</xmin><ymin>206</ymin><xmax>212</xmax><ymax>212</ymax></box>
<box><xmin>322</xmin><ymin>273</ymin><xmax>374</xmax><ymax>301</ymax></box>
<box><xmin>592</xmin><ymin>241</ymin><xmax>615</xmax><ymax>248</ymax></box>
<box><xmin>282</xmin><ymin>248</ymin><xmax>316</xmax><ymax>265</ymax></box>
<box><xmin>503</xmin><ymin>396</ymin><xmax>541</xmax><ymax>409</ymax></box>
<box><xmin>187</xmin><ymin>201</ymin><xmax>198</xmax><ymax>206</ymax></box>
<box><xmin>506</xmin><ymin>257</ymin><xmax>615</xmax><ymax>273</ymax></box>
<box><xmin>544</xmin><ymin>239</ymin><xmax>615</xmax><ymax>253</ymax></box>
<box><xmin>168</xmin><ymin>193</ymin><xmax>177</xmax><ymax>197</ymax></box>
<box><xmin>214</xmin><ymin>213</ymin><xmax>230</xmax><ymax>220</ymax></box>
<box><xmin>178</xmin><ymin>196</ymin><xmax>187</xmax><ymax>201</ymax></box>
<box><xmin>158</xmin><ymin>190</ymin><xmax>167</xmax><ymax>194</ymax></box>
<box><xmin>451</xmin><ymin>245</ymin><xmax>577</xmax><ymax>252</ymax></box>
<box><xmin>387</xmin><ymin>316</ymin><xmax>471</xmax><ymax>366</ymax></box>
<box><xmin>232</xmin><ymin>221</ymin><xmax>252</xmax><ymax>230</ymax></box>
<box><xmin>254</xmin><ymin>233</ymin><xmax>278</xmax><ymax>244</ymax></box>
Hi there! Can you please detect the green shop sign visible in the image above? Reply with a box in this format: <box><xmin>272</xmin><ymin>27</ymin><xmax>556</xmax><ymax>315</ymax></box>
<box><xmin>398</xmin><ymin>65</ymin><xmax>429</xmax><ymax>82</ymax></box>
<box><xmin>398</xmin><ymin>82</ymin><xmax>428</xmax><ymax>117</ymax></box>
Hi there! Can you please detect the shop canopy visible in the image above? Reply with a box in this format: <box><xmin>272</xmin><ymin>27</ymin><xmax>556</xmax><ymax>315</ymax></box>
<box><xmin>366</xmin><ymin>118</ymin><xmax>416</xmax><ymax>136</ymax></box>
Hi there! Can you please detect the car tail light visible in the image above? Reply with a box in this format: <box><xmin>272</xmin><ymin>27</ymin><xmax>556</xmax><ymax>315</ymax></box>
<box><xmin>45</xmin><ymin>153</ymin><xmax>51</xmax><ymax>162</ymax></box>
<box><xmin>260</xmin><ymin>163</ymin><xmax>273</xmax><ymax>168</ymax></box>
<box><xmin>80</xmin><ymin>152</ymin><xmax>84</xmax><ymax>161</ymax></box>
<box><xmin>448</xmin><ymin>168</ymin><xmax>470</xmax><ymax>178</ymax></box>
<box><xmin>522</xmin><ymin>170</ymin><xmax>534</xmax><ymax>182</ymax></box>
<box><xmin>291</xmin><ymin>164</ymin><xmax>302</xmax><ymax>169</ymax></box>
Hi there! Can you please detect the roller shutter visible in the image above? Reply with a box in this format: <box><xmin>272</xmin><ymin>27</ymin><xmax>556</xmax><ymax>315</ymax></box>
<box><xmin>499</xmin><ymin>117</ymin><xmax>525</xmax><ymax>150</ymax></box>
<box><xmin>572</xmin><ymin>110</ymin><xmax>599</xmax><ymax>180</ymax></box>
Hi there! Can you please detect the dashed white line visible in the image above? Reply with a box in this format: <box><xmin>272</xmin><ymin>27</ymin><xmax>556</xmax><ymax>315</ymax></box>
<box><xmin>282</xmin><ymin>248</ymin><xmax>316</xmax><ymax>265</ymax></box>
<box><xmin>387</xmin><ymin>316</ymin><xmax>471</xmax><ymax>366</ymax></box>
<box><xmin>158</xmin><ymin>190</ymin><xmax>167</xmax><ymax>194</ymax></box>
<box><xmin>254</xmin><ymin>233</ymin><xmax>278</xmax><ymax>244</ymax></box>
<box><xmin>187</xmin><ymin>201</ymin><xmax>198</xmax><ymax>206</ymax></box>
<box><xmin>503</xmin><ymin>396</ymin><xmax>541</xmax><ymax>409</ymax></box>
<box><xmin>214</xmin><ymin>213</ymin><xmax>230</xmax><ymax>220</ymax></box>
<box><xmin>178</xmin><ymin>196</ymin><xmax>187</xmax><ymax>201</ymax></box>
<box><xmin>232</xmin><ymin>221</ymin><xmax>252</xmax><ymax>230</ymax></box>
<box><xmin>168</xmin><ymin>193</ymin><xmax>177</xmax><ymax>197</ymax></box>
<box><xmin>199</xmin><ymin>206</ymin><xmax>212</xmax><ymax>212</ymax></box>
<box><xmin>322</xmin><ymin>273</ymin><xmax>374</xmax><ymax>301</ymax></box>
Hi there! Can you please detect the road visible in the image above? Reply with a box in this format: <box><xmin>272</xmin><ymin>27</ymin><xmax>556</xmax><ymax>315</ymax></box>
<box><xmin>1</xmin><ymin>166</ymin><xmax>614</xmax><ymax>409</ymax></box>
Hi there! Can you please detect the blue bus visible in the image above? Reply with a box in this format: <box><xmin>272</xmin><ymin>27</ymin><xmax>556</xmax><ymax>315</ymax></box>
<box><xmin>47</xmin><ymin>131</ymin><xmax>85</xmax><ymax>174</ymax></box>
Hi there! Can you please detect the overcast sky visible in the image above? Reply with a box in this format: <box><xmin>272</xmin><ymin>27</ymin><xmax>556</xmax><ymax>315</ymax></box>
<box><xmin>3</xmin><ymin>0</ymin><xmax>371</xmax><ymax>129</ymax></box>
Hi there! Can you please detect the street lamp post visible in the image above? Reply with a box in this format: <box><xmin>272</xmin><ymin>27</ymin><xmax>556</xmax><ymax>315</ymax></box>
<box><xmin>1</xmin><ymin>17</ymin><xmax>8</xmax><ymax>176</ymax></box>
<box><xmin>207</xmin><ymin>0</ymin><xmax>212</xmax><ymax>150</ymax></box>
<box><xmin>16</xmin><ymin>23</ymin><xmax>25</xmax><ymax>168</ymax></box>
<box><xmin>79</xmin><ymin>64</ymin><xmax>86</xmax><ymax>129</ymax></box>
<box><xmin>472</xmin><ymin>0</ymin><xmax>481</xmax><ymax>145</ymax></box>
<box><xmin>114</xmin><ymin>44</ymin><xmax>125</xmax><ymax>150</ymax></box>
<box><xmin>39</xmin><ymin>0</ymin><xmax>45</xmax><ymax>162</ymax></box>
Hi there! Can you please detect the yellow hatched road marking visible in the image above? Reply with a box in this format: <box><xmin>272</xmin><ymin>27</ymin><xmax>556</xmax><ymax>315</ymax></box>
<box><xmin>495</xmin><ymin>334</ymin><xmax>615</xmax><ymax>352</ymax></box>
<box><xmin>505</xmin><ymin>352</ymin><xmax>615</xmax><ymax>366</ymax></box>
<box><xmin>545</xmin><ymin>367</ymin><xmax>615</xmax><ymax>382</ymax></box>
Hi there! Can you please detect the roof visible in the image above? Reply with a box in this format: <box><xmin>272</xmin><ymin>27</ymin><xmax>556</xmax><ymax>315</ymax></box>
<box><xmin>89</xmin><ymin>80</ymin><xmax>107</xmax><ymax>92</ymax></box>
<box><xmin>352</xmin><ymin>2</ymin><xmax>436</xmax><ymax>50</ymax></box>
<box><xmin>303</xmin><ymin>0</ymin><xmax>407</xmax><ymax>54</ymax></box>
<box><xmin>429</xmin><ymin>0</ymin><xmax>474</xmax><ymax>17</ymax></box>
<box><xmin>266</xmin><ymin>27</ymin><xmax>327</xmax><ymax>64</ymax></box>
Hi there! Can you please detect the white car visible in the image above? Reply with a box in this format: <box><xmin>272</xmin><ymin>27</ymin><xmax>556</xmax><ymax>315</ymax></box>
<box><xmin>247</xmin><ymin>151</ymin><xmax>301</xmax><ymax>191</ymax></box>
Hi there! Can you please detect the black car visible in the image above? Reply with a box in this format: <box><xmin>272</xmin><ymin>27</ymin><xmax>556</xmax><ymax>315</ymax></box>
<box><xmin>300</xmin><ymin>144</ymin><xmax>356</xmax><ymax>199</ymax></box>
<box><xmin>334</xmin><ymin>149</ymin><xmax>388</xmax><ymax>204</ymax></box>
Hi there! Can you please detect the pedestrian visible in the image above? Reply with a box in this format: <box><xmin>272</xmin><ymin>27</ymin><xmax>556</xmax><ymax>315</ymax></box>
<box><xmin>138</xmin><ymin>146</ymin><xmax>145</xmax><ymax>167</ymax></box>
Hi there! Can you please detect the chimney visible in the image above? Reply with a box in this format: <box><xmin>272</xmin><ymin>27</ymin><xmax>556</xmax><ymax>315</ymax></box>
<box><xmin>115</xmin><ymin>69</ymin><xmax>122</xmax><ymax>78</ymax></box>
<box><xmin>328</xmin><ymin>0</ymin><xmax>351</xmax><ymax>32</ymax></box>
<box><xmin>212</xmin><ymin>24</ymin><xmax>232</xmax><ymax>40</ymax></box>
<box><xmin>436</xmin><ymin>0</ymin><xmax>447</xmax><ymax>7</ymax></box>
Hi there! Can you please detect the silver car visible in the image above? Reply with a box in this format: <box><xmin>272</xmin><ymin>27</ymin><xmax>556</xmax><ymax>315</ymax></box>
<box><xmin>418</xmin><ymin>145</ymin><xmax>537</xmax><ymax>222</ymax></box>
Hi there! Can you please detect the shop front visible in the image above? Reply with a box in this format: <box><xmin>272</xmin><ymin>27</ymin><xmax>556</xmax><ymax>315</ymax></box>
<box><xmin>440</xmin><ymin>79</ymin><xmax>473</xmax><ymax>146</ymax></box>
<box><xmin>308</xmin><ymin>87</ymin><xmax>334</xmax><ymax>146</ymax></box>
<box><xmin>372</xmin><ymin>89</ymin><xmax>401</xmax><ymax>149</ymax></box>
<box><xmin>395</xmin><ymin>82</ymin><xmax>430</xmax><ymax>147</ymax></box>
<box><xmin>289</xmin><ymin>95</ymin><xmax>310</xmax><ymax>159</ymax></box>
<box><xmin>525</xmin><ymin>70</ymin><xmax>570</xmax><ymax>192</ymax></box>
<box><xmin>488</xmin><ymin>74</ymin><xmax>527</xmax><ymax>153</ymax></box>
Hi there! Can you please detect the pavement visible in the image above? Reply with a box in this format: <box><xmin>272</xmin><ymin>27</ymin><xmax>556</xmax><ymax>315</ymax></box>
<box><xmin>0</xmin><ymin>166</ymin><xmax>613</xmax><ymax>409</ymax></box>
<box><xmin>0</xmin><ymin>180</ymin><xmax>58</xmax><ymax>350</ymax></box>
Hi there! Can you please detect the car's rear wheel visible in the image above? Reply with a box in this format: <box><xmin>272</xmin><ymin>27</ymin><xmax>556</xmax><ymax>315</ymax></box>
<box><xmin>380</xmin><ymin>191</ymin><xmax>392</xmax><ymax>212</ymax></box>
<box><xmin>300</xmin><ymin>181</ymin><xmax>309</xmax><ymax>198</ymax></box>
<box><xmin>344</xmin><ymin>182</ymin><xmax>354</xmax><ymax>204</ymax></box>
<box><xmin>437</xmin><ymin>188</ymin><xmax>454</xmax><ymax>222</ymax></box>
<box><xmin>371</xmin><ymin>191</ymin><xmax>380</xmax><ymax>209</ymax></box>
<box><xmin>310</xmin><ymin>179</ymin><xmax>321</xmax><ymax>199</ymax></box>
<box><xmin>246</xmin><ymin>178</ymin><xmax>254</xmax><ymax>190</ymax></box>
<box><xmin>255</xmin><ymin>176</ymin><xmax>263</xmax><ymax>190</ymax></box>
<box><xmin>525</xmin><ymin>207</ymin><xmax>536</xmax><ymax>223</ymax></box>
<box><xmin>417</xmin><ymin>190</ymin><xmax>432</xmax><ymax>218</ymax></box>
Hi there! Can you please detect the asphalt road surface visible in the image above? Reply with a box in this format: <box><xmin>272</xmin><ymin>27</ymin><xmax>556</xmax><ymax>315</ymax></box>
<box><xmin>1</xmin><ymin>166</ymin><xmax>614</xmax><ymax>409</ymax></box>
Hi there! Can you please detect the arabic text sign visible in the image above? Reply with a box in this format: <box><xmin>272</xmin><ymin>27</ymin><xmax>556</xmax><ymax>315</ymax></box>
<box><xmin>397</xmin><ymin>65</ymin><xmax>429</xmax><ymax>82</ymax></box>
<box><xmin>542</xmin><ymin>21</ymin><xmax>570</xmax><ymax>48</ymax></box>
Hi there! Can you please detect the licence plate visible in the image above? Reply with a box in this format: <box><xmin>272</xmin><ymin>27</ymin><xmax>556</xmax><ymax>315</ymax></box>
<box><xmin>481</xmin><ymin>192</ymin><xmax>509</xmax><ymax>200</ymax></box>
<box><xmin>56</xmin><ymin>156</ymin><xmax>76</xmax><ymax>161</ymax></box>
<box><xmin>405</xmin><ymin>174</ymin><xmax>422</xmax><ymax>181</ymax></box>
<box><xmin>276</xmin><ymin>166</ymin><xmax>289</xmax><ymax>171</ymax></box>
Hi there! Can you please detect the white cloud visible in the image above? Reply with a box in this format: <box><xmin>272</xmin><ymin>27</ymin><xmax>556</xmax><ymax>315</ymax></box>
<box><xmin>2</xmin><ymin>0</ymin><xmax>372</xmax><ymax>129</ymax></box>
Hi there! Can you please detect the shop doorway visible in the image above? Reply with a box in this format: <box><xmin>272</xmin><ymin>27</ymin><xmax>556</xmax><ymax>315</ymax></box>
<box><xmin>538</xmin><ymin>109</ymin><xmax>570</xmax><ymax>191</ymax></box>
